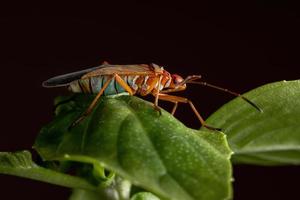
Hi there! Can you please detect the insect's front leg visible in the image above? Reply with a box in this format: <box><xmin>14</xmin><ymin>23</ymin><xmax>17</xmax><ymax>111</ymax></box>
<box><xmin>160</xmin><ymin>86</ymin><xmax>186</xmax><ymax>94</ymax></box>
<box><xmin>156</xmin><ymin>93</ymin><xmax>221</xmax><ymax>131</ymax></box>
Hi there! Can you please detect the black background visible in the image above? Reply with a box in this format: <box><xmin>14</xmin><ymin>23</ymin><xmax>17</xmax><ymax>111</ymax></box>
<box><xmin>1</xmin><ymin>1</ymin><xmax>300</xmax><ymax>200</ymax></box>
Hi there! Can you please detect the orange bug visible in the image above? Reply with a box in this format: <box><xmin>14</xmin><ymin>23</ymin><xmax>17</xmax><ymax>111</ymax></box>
<box><xmin>43</xmin><ymin>62</ymin><xmax>261</xmax><ymax>130</ymax></box>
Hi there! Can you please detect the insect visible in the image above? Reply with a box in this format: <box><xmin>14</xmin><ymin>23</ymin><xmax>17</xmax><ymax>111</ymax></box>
<box><xmin>43</xmin><ymin>62</ymin><xmax>262</xmax><ymax>130</ymax></box>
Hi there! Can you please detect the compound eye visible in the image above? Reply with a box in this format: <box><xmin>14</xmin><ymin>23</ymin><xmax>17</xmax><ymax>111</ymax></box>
<box><xmin>172</xmin><ymin>74</ymin><xmax>184</xmax><ymax>84</ymax></box>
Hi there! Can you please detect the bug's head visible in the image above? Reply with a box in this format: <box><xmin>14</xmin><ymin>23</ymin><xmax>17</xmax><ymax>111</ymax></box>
<box><xmin>169</xmin><ymin>74</ymin><xmax>203</xmax><ymax>90</ymax></box>
<box><xmin>170</xmin><ymin>74</ymin><xmax>187</xmax><ymax>90</ymax></box>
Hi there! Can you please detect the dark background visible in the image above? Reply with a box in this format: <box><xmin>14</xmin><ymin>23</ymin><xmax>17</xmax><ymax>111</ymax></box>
<box><xmin>1</xmin><ymin>1</ymin><xmax>300</xmax><ymax>200</ymax></box>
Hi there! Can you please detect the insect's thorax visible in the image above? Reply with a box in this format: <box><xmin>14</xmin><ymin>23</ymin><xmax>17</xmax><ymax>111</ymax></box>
<box><xmin>68</xmin><ymin>73</ymin><xmax>172</xmax><ymax>96</ymax></box>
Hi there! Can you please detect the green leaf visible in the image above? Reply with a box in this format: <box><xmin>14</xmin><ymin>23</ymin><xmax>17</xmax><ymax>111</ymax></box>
<box><xmin>34</xmin><ymin>94</ymin><xmax>232</xmax><ymax>200</ymax></box>
<box><xmin>206</xmin><ymin>80</ymin><xmax>300</xmax><ymax>165</ymax></box>
<box><xmin>69</xmin><ymin>189</ymin><xmax>119</xmax><ymax>200</ymax></box>
<box><xmin>69</xmin><ymin>189</ymin><xmax>103</xmax><ymax>200</ymax></box>
<box><xmin>69</xmin><ymin>177</ymin><xmax>131</xmax><ymax>200</ymax></box>
<box><xmin>0</xmin><ymin>151</ymin><xmax>95</xmax><ymax>190</ymax></box>
<box><xmin>131</xmin><ymin>192</ymin><xmax>160</xmax><ymax>200</ymax></box>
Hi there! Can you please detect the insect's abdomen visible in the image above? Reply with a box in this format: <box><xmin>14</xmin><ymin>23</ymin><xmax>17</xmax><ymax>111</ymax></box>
<box><xmin>69</xmin><ymin>75</ymin><xmax>138</xmax><ymax>95</ymax></box>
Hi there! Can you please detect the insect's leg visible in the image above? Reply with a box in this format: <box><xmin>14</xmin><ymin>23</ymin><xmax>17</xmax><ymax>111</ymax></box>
<box><xmin>160</xmin><ymin>86</ymin><xmax>186</xmax><ymax>94</ymax></box>
<box><xmin>171</xmin><ymin>102</ymin><xmax>178</xmax><ymax>115</ymax></box>
<box><xmin>114</xmin><ymin>74</ymin><xmax>134</xmax><ymax>95</ymax></box>
<box><xmin>150</xmin><ymin>76</ymin><xmax>163</xmax><ymax>115</ymax></box>
<box><xmin>159</xmin><ymin>88</ymin><xmax>184</xmax><ymax>115</ymax></box>
<box><xmin>153</xmin><ymin>76</ymin><xmax>163</xmax><ymax>115</ymax></box>
<box><xmin>157</xmin><ymin>93</ymin><xmax>221</xmax><ymax>131</ymax></box>
<box><xmin>71</xmin><ymin>74</ymin><xmax>115</xmax><ymax>127</ymax></box>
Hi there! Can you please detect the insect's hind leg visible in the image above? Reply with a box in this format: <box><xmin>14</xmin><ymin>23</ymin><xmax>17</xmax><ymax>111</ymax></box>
<box><xmin>114</xmin><ymin>74</ymin><xmax>134</xmax><ymax>95</ymax></box>
<box><xmin>71</xmin><ymin>74</ymin><xmax>135</xmax><ymax>128</ymax></box>
<box><xmin>71</xmin><ymin>75</ymin><xmax>115</xmax><ymax>127</ymax></box>
<box><xmin>157</xmin><ymin>93</ymin><xmax>221</xmax><ymax>131</ymax></box>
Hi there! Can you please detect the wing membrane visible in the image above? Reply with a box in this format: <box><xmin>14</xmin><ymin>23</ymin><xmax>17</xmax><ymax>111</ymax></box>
<box><xmin>81</xmin><ymin>64</ymin><xmax>158</xmax><ymax>79</ymax></box>
<box><xmin>43</xmin><ymin>64</ymin><xmax>160</xmax><ymax>88</ymax></box>
<box><xmin>42</xmin><ymin>64</ymin><xmax>111</xmax><ymax>87</ymax></box>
